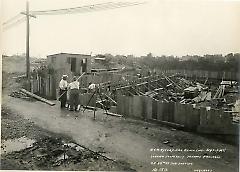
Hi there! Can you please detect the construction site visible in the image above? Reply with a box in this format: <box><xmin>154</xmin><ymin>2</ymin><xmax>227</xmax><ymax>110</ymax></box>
<box><xmin>1</xmin><ymin>1</ymin><xmax>239</xmax><ymax>172</ymax></box>
<box><xmin>1</xmin><ymin>51</ymin><xmax>239</xmax><ymax>171</ymax></box>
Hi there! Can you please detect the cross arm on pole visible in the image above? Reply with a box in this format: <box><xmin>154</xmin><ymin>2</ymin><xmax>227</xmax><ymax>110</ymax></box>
<box><xmin>20</xmin><ymin>12</ymin><xmax>37</xmax><ymax>18</ymax></box>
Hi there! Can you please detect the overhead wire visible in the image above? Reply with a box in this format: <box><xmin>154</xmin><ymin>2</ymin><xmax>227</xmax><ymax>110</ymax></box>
<box><xmin>2</xmin><ymin>14</ymin><xmax>23</xmax><ymax>25</ymax></box>
<box><xmin>29</xmin><ymin>1</ymin><xmax>145</xmax><ymax>15</ymax></box>
<box><xmin>30</xmin><ymin>2</ymin><xmax>116</xmax><ymax>14</ymax></box>
<box><xmin>2</xmin><ymin>16</ymin><xmax>26</xmax><ymax>31</ymax></box>
<box><xmin>2</xmin><ymin>1</ymin><xmax>146</xmax><ymax>31</ymax></box>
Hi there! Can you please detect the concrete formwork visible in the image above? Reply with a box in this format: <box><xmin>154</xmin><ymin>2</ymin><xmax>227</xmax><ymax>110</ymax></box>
<box><xmin>79</xmin><ymin>93</ymin><xmax>97</xmax><ymax>107</ymax></box>
<box><xmin>116</xmin><ymin>95</ymin><xmax>238</xmax><ymax>135</ymax></box>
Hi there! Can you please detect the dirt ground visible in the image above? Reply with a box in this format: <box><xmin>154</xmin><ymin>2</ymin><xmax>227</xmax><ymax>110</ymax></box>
<box><xmin>1</xmin><ymin>107</ymin><xmax>135</xmax><ymax>171</ymax></box>
<box><xmin>1</xmin><ymin>70</ymin><xmax>239</xmax><ymax>171</ymax></box>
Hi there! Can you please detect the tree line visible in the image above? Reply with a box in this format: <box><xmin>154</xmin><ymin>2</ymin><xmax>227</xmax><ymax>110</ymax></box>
<box><xmin>135</xmin><ymin>53</ymin><xmax>240</xmax><ymax>72</ymax></box>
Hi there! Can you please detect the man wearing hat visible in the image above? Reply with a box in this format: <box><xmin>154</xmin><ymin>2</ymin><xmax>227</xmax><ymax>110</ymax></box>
<box><xmin>88</xmin><ymin>82</ymin><xmax>96</xmax><ymax>93</ymax></box>
<box><xmin>68</xmin><ymin>76</ymin><xmax>80</xmax><ymax>111</ymax></box>
<box><xmin>59</xmin><ymin>75</ymin><xmax>68</xmax><ymax>108</ymax></box>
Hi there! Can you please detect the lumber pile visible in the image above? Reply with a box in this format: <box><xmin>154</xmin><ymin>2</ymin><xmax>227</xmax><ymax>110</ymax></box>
<box><xmin>9</xmin><ymin>91</ymin><xmax>34</xmax><ymax>101</ymax></box>
<box><xmin>213</xmin><ymin>85</ymin><xmax>225</xmax><ymax>99</ymax></box>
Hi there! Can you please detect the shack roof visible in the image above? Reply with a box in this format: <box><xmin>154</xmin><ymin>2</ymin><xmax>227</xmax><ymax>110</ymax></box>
<box><xmin>47</xmin><ymin>53</ymin><xmax>91</xmax><ymax>57</ymax></box>
<box><xmin>94</xmin><ymin>57</ymin><xmax>106</xmax><ymax>60</ymax></box>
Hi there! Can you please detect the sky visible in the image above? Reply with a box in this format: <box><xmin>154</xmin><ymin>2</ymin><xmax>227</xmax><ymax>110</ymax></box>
<box><xmin>1</xmin><ymin>0</ymin><xmax>240</xmax><ymax>58</ymax></box>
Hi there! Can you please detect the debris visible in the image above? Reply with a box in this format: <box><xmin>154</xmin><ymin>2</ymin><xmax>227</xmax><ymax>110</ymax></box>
<box><xmin>64</xmin><ymin>143</ymin><xmax>77</xmax><ymax>148</ymax></box>
<box><xmin>56</xmin><ymin>154</ymin><xmax>69</xmax><ymax>161</ymax></box>
<box><xmin>76</xmin><ymin>146</ymin><xmax>85</xmax><ymax>151</ymax></box>
<box><xmin>206</xmin><ymin>92</ymin><xmax>212</xmax><ymax>101</ymax></box>
<box><xmin>9</xmin><ymin>91</ymin><xmax>32</xmax><ymax>100</ymax></box>
<box><xmin>163</xmin><ymin>140</ymin><xmax>170</xmax><ymax>144</ymax></box>
<box><xmin>206</xmin><ymin>106</ymin><xmax>211</xmax><ymax>111</ymax></box>
<box><xmin>12</xmin><ymin>75</ymin><xmax>26</xmax><ymax>79</ymax></box>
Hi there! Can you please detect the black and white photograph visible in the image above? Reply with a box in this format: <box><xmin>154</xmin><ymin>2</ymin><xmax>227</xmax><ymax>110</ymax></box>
<box><xmin>0</xmin><ymin>0</ymin><xmax>239</xmax><ymax>171</ymax></box>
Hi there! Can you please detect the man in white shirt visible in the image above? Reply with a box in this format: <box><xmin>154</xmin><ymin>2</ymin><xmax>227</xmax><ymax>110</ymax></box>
<box><xmin>59</xmin><ymin>75</ymin><xmax>68</xmax><ymax>108</ymax></box>
<box><xmin>88</xmin><ymin>82</ymin><xmax>96</xmax><ymax>93</ymax></box>
<box><xmin>68</xmin><ymin>76</ymin><xmax>80</xmax><ymax>111</ymax></box>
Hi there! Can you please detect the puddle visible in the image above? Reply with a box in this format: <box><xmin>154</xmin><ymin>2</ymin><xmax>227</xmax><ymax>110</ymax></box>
<box><xmin>1</xmin><ymin>136</ymin><xmax>36</xmax><ymax>154</ymax></box>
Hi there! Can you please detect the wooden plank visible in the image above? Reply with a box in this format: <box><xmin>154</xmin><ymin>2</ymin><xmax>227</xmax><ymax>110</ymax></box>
<box><xmin>127</xmin><ymin>90</ymin><xmax>134</xmax><ymax>96</ymax></box>
<box><xmin>224</xmin><ymin>111</ymin><xmax>240</xmax><ymax>113</ymax></box>
<box><xmin>104</xmin><ymin>112</ymin><xmax>123</xmax><ymax>117</ymax></box>
<box><xmin>116</xmin><ymin>95</ymin><xmax>124</xmax><ymax>115</ymax></box>
<box><xmin>152</xmin><ymin>100</ymin><xmax>158</xmax><ymax>119</ymax></box>
<box><xmin>157</xmin><ymin>102</ymin><xmax>164</xmax><ymax>120</ymax></box>
<box><xmin>20</xmin><ymin>88</ymin><xmax>55</xmax><ymax>106</ymax></box>
<box><xmin>103</xmin><ymin>94</ymin><xmax>117</xmax><ymax>105</ymax></box>
<box><xmin>82</xmin><ymin>105</ymin><xmax>97</xmax><ymax>110</ymax></box>
<box><xmin>145</xmin><ymin>96</ymin><xmax>153</xmax><ymax>120</ymax></box>
<box><xmin>132</xmin><ymin>96</ymin><xmax>144</xmax><ymax>119</ymax></box>
<box><xmin>128</xmin><ymin>96</ymin><xmax>134</xmax><ymax>117</ymax></box>
<box><xmin>174</xmin><ymin>103</ymin><xmax>186</xmax><ymax>125</ymax></box>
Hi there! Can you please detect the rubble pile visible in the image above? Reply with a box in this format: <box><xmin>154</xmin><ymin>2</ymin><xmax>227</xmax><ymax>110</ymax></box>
<box><xmin>2</xmin><ymin>136</ymin><xmax>131</xmax><ymax>171</ymax></box>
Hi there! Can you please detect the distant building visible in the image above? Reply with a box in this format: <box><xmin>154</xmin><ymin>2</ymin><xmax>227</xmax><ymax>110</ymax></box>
<box><xmin>46</xmin><ymin>53</ymin><xmax>91</xmax><ymax>75</ymax></box>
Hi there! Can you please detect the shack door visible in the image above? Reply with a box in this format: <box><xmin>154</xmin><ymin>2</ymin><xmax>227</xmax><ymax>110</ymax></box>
<box><xmin>71</xmin><ymin>58</ymin><xmax>76</xmax><ymax>72</ymax></box>
<box><xmin>82</xmin><ymin>58</ymin><xmax>87</xmax><ymax>73</ymax></box>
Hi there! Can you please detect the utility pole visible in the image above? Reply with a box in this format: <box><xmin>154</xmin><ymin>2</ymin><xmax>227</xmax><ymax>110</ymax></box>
<box><xmin>21</xmin><ymin>1</ymin><xmax>36</xmax><ymax>81</ymax></box>
<box><xmin>26</xmin><ymin>1</ymin><xmax>30</xmax><ymax>80</ymax></box>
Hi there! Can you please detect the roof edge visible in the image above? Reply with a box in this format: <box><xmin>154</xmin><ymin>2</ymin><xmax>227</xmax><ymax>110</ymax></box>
<box><xmin>47</xmin><ymin>53</ymin><xmax>91</xmax><ymax>57</ymax></box>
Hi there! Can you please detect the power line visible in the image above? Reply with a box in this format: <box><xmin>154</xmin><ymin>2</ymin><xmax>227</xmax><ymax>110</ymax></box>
<box><xmin>2</xmin><ymin>14</ymin><xmax>23</xmax><ymax>25</ymax></box>
<box><xmin>31</xmin><ymin>2</ymin><xmax>117</xmax><ymax>14</ymax></box>
<box><xmin>2</xmin><ymin>17</ymin><xmax>26</xmax><ymax>31</ymax></box>
<box><xmin>29</xmin><ymin>1</ymin><xmax>145</xmax><ymax>15</ymax></box>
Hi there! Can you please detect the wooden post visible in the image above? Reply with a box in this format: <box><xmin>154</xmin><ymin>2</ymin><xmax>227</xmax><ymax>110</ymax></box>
<box><xmin>26</xmin><ymin>1</ymin><xmax>30</xmax><ymax>80</ymax></box>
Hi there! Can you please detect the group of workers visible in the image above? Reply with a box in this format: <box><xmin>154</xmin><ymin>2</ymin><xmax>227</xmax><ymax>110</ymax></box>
<box><xmin>58</xmin><ymin>74</ymin><xmax>97</xmax><ymax>111</ymax></box>
<box><xmin>59</xmin><ymin>75</ymin><xmax>80</xmax><ymax>111</ymax></box>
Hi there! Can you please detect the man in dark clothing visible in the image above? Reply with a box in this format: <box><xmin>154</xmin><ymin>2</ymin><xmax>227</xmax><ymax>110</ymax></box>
<box><xmin>59</xmin><ymin>75</ymin><xmax>68</xmax><ymax>108</ymax></box>
<box><xmin>68</xmin><ymin>76</ymin><xmax>80</xmax><ymax>111</ymax></box>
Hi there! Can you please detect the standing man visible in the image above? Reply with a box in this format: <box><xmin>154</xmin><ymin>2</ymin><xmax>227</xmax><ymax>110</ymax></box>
<box><xmin>88</xmin><ymin>82</ymin><xmax>96</xmax><ymax>93</ymax></box>
<box><xmin>68</xmin><ymin>76</ymin><xmax>80</xmax><ymax>111</ymax></box>
<box><xmin>59</xmin><ymin>75</ymin><xmax>68</xmax><ymax>108</ymax></box>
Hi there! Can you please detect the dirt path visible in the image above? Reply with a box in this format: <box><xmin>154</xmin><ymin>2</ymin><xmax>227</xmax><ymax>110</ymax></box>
<box><xmin>2</xmin><ymin>94</ymin><xmax>238</xmax><ymax>172</ymax></box>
